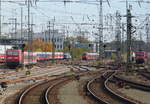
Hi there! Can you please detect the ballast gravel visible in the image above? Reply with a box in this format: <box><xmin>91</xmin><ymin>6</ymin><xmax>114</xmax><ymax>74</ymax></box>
<box><xmin>119</xmin><ymin>88</ymin><xmax>150</xmax><ymax>104</ymax></box>
<box><xmin>58</xmin><ymin>80</ymin><xmax>89</xmax><ymax>104</ymax></box>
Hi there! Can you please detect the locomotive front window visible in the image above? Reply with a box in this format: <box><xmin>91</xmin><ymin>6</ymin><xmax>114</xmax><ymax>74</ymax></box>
<box><xmin>83</xmin><ymin>53</ymin><xmax>87</xmax><ymax>56</ymax></box>
<box><xmin>135</xmin><ymin>52</ymin><xmax>144</xmax><ymax>56</ymax></box>
<box><xmin>7</xmin><ymin>51</ymin><xmax>18</xmax><ymax>56</ymax></box>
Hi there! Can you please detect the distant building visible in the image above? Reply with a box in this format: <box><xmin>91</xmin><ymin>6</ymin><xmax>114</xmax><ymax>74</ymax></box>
<box><xmin>64</xmin><ymin>39</ymin><xmax>94</xmax><ymax>51</ymax></box>
<box><xmin>4</xmin><ymin>29</ymin><xmax>65</xmax><ymax>49</ymax></box>
<box><xmin>33</xmin><ymin>29</ymin><xmax>65</xmax><ymax>50</ymax></box>
<box><xmin>9</xmin><ymin>29</ymin><xmax>28</xmax><ymax>40</ymax></box>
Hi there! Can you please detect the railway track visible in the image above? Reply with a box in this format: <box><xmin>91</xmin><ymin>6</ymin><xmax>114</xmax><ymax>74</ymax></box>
<box><xmin>140</xmin><ymin>72</ymin><xmax>150</xmax><ymax>80</ymax></box>
<box><xmin>86</xmin><ymin>71</ymin><xmax>138</xmax><ymax>104</ymax></box>
<box><xmin>10</xmin><ymin>64</ymin><xmax>147</xmax><ymax>104</ymax></box>
<box><xmin>45</xmin><ymin>77</ymin><xmax>71</xmax><ymax>104</ymax></box>
<box><xmin>0</xmin><ymin>65</ymin><xmax>71</xmax><ymax>85</ymax></box>
<box><xmin>137</xmin><ymin>69</ymin><xmax>150</xmax><ymax>80</ymax></box>
<box><xmin>17</xmin><ymin>76</ymin><xmax>72</xmax><ymax>104</ymax></box>
<box><xmin>17</xmin><ymin>65</ymin><xmax>90</xmax><ymax>104</ymax></box>
<box><xmin>114</xmin><ymin>75</ymin><xmax>150</xmax><ymax>91</ymax></box>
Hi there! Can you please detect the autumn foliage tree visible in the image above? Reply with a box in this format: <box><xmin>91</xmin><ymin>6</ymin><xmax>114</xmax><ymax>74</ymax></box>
<box><xmin>24</xmin><ymin>38</ymin><xmax>53</xmax><ymax>52</ymax></box>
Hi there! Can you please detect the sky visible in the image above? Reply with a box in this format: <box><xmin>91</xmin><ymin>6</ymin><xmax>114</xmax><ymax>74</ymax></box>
<box><xmin>1</xmin><ymin>0</ymin><xmax>150</xmax><ymax>41</ymax></box>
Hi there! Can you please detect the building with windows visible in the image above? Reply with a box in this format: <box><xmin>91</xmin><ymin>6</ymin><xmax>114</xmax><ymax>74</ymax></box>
<box><xmin>33</xmin><ymin>29</ymin><xmax>65</xmax><ymax>50</ymax></box>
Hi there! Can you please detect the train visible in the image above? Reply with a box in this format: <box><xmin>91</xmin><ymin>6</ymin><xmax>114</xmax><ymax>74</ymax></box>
<box><xmin>82</xmin><ymin>50</ymin><xmax>116</xmax><ymax>60</ymax></box>
<box><xmin>35</xmin><ymin>52</ymin><xmax>64</xmax><ymax>61</ymax></box>
<box><xmin>82</xmin><ymin>51</ymin><xmax>148</xmax><ymax>64</ymax></box>
<box><xmin>5</xmin><ymin>49</ymin><xmax>71</xmax><ymax>68</ymax></box>
<box><xmin>0</xmin><ymin>45</ymin><xmax>13</xmax><ymax>63</ymax></box>
<box><xmin>63</xmin><ymin>52</ymin><xmax>72</xmax><ymax>59</ymax></box>
<box><xmin>82</xmin><ymin>52</ymin><xmax>99</xmax><ymax>60</ymax></box>
<box><xmin>132</xmin><ymin>51</ymin><xmax>147</xmax><ymax>64</ymax></box>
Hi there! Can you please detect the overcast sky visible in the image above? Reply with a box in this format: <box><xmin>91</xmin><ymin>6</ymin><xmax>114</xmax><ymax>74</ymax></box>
<box><xmin>1</xmin><ymin>0</ymin><xmax>150</xmax><ymax>41</ymax></box>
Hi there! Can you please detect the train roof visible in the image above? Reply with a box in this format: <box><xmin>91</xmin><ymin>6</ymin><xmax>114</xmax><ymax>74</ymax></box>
<box><xmin>84</xmin><ymin>52</ymin><xmax>99</xmax><ymax>55</ymax></box>
<box><xmin>35</xmin><ymin>52</ymin><xmax>63</xmax><ymax>54</ymax></box>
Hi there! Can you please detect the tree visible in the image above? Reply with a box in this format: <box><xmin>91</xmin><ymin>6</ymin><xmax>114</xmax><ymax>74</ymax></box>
<box><xmin>61</xmin><ymin>46</ymin><xmax>92</xmax><ymax>59</ymax></box>
<box><xmin>24</xmin><ymin>38</ymin><xmax>53</xmax><ymax>52</ymax></box>
<box><xmin>63</xmin><ymin>36</ymin><xmax>92</xmax><ymax>59</ymax></box>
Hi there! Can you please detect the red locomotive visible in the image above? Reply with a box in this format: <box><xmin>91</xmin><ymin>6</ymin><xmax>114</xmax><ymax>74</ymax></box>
<box><xmin>6</xmin><ymin>49</ymin><xmax>37</xmax><ymax>68</ymax></box>
<box><xmin>132</xmin><ymin>51</ymin><xmax>147</xmax><ymax>64</ymax></box>
<box><xmin>0</xmin><ymin>54</ymin><xmax>6</xmax><ymax>63</ymax></box>
<box><xmin>0</xmin><ymin>45</ymin><xmax>13</xmax><ymax>63</ymax></box>
<box><xmin>82</xmin><ymin>52</ymin><xmax>99</xmax><ymax>60</ymax></box>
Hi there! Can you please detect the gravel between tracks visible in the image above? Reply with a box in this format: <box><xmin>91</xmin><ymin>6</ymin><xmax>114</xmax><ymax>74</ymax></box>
<box><xmin>118</xmin><ymin>72</ymin><xmax>150</xmax><ymax>86</ymax></box>
<box><xmin>78</xmin><ymin>75</ymin><xmax>99</xmax><ymax>104</ymax></box>
<box><xmin>58</xmin><ymin>81</ymin><xmax>89</xmax><ymax>104</ymax></box>
<box><xmin>0</xmin><ymin>83</ymin><xmax>32</xmax><ymax>104</ymax></box>
<box><xmin>1</xmin><ymin>65</ymin><xmax>71</xmax><ymax>104</ymax></box>
<box><xmin>108</xmin><ymin>80</ymin><xmax>145</xmax><ymax>104</ymax></box>
<box><xmin>57</xmin><ymin>72</ymin><xmax>101</xmax><ymax>104</ymax></box>
<box><xmin>118</xmin><ymin>88</ymin><xmax>150</xmax><ymax>104</ymax></box>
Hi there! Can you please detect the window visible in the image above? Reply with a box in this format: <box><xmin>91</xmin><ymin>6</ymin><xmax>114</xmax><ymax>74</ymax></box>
<box><xmin>135</xmin><ymin>52</ymin><xmax>144</xmax><ymax>56</ymax></box>
<box><xmin>57</xmin><ymin>38</ymin><xmax>59</xmax><ymax>42</ymax></box>
<box><xmin>60</xmin><ymin>45</ymin><xmax>62</xmax><ymax>49</ymax></box>
<box><xmin>57</xmin><ymin>45</ymin><xmax>59</xmax><ymax>49</ymax></box>
<box><xmin>7</xmin><ymin>51</ymin><xmax>18</xmax><ymax>56</ymax></box>
<box><xmin>83</xmin><ymin>53</ymin><xmax>87</xmax><ymax>56</ymax></box>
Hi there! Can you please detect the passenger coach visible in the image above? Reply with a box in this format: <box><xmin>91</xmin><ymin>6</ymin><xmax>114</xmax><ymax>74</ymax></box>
<box><xmin>82</xmin><ymin>52</ymin><xmax>99</xmax><ymax>60</ymax></box>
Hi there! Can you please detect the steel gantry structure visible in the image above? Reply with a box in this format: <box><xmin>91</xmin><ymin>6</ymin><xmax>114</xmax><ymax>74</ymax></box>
<box><xmin>115</xmin><ymin>11</ymin><xmax>122</xmax><ymax>62</ymax></box>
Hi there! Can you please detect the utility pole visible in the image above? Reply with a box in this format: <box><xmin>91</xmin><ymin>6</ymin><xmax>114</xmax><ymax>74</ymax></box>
<box><xmin>48</xmin><ymin>21</ymin><xmax>50</xmax><ymax>42</ymax></box>
<box><xmin>9</xmin><ymin>18</ymin><xmax>17</xmax><ymax>39</ymax></box>
<box><xmin>52</xmin><ymin>19</ymin><xmax>55</xmax><ymax>63</ymax></box>
<box><xmin>27</xmin><ymin>0</ymin><xmax>31</xmax><ymax>67</ymax></box>
<box><xmin>28</xmin><ymin>0</ymin><xmax>30</xmax><ymax>43</ymax></box>
<box><xmin>0</xmin><ymin>0</ymin><xmax>1</xmax><ymax>38</ymax></box>
<box><xmin>146</xmin><ymin>16</ymin><xmax>150</xmax><ymax>52</ymax></box>
<box><xmin>139</xmin><ymin>31</ymin><xmax>142</xmax><ymax>50</ymax></box>
<box><xmin>30</xmin><ymin>13</ymin><xmax>34</xmax><ymax>44</ymax></box>
<box><xmin>21</xmin><ymin>7</ymin><xmax>24</xmax><ymax>70</ymax></box>
<box><xmin>99</xmin><ymin>0</ymin><xmax>103</xmax><ymax>60</ymax></box>
<box><xmin>48</xmin><ymin>20</ymin><xmax>55</xmax><ymax>63</ymax></box>
<box><xmin>115</xmin><ymin>11</ymin><xmax>121</xmax><ymax>62</ymax></box>
<box><xmin>30</xmin><ymin>24</ymin><xmax>34</xmax><ymax>42</ymax></box>
<box><xmin>21</xmin><ymin>7</ymin><xmax>23</xmax><ymax>43</ymax></box>
<box><xmin>126</xmin><ymin>6</ymin><xmax>132</xmax><ymax>71</ymax></box>
<box><xmin>14</xmin><ymin>18</ymin><xmax>17</xmax><ymax>39</ymax></box>
<box><xmin>121</xmin><ymin>23</ymin><xmax>125</xmax><ymax>54</ymax></box>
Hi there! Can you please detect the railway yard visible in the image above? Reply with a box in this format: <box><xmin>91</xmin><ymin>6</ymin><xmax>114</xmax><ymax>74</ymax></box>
<box><xmin>0</xmin><ymin>0</ymin><xmax>150</xmax><ymax>104</ymax></box>
<box><xmin>0</xmin><ymin>60</ymin><xmax>149</xmax><ymax>104</ymax></box>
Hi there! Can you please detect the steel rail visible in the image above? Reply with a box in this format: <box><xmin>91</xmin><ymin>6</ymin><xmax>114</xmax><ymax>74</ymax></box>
<box><xmin>104</xmin><ymin>71</ymin><xmax>137</xmax><ymax>104</ymax></box>
<box><xmin>18</xmin><ymin>81</ymin><xmax>44</xmax><ymax>104</ymax></box>
<box><xmin>45</xmin><ymin>65</ymin><xmax>93</xmax><ymax>104</ymax></box>
<box><xmin>87</xmin><ymin>76</ymin><xmax>110</xmax><ymax>104</ymax></box>
<box><xmin>114</xmin><ymin>75</ymin><xmax>150</xmax><ymax>91</ymax></box>
<box><xmin>45</xmin><ymin>78</ymin><xmax>70</xmax><ymax>104</ymax></box>
<box><xmin>86</xmin><ymin>71</ymin><xmax>138</xmax><ymax>104</ymax></box>
<box><xmin>17</xmin><ymin>75</ymin><xmax>68</xmax><ymax>104</ymax></box>
<box><xmin>139</xmin><ymin>72</ymin><xmax>150</xmax><ymax>80</ymax></box>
